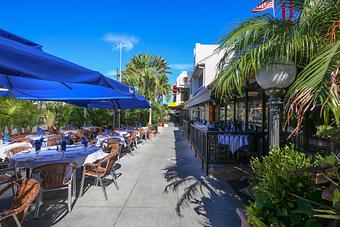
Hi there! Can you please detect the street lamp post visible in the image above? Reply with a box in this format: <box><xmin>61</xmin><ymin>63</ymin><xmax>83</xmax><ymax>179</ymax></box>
<box><xmin>118</xmin><ymin>42</ymin><xmax>122</xmax><ymax>128</ymax></box>
<box><xmin>255</xmin><ymin>60</ymin><xmax>296</xmax><ymax>147</ymax></box>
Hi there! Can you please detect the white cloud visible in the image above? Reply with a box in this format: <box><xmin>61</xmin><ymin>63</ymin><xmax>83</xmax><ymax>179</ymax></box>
<box><xmin>105</xmin><ymin>70</ymin><xmax>116</xmax><ymax>77</ymax></box>
<box><xmin>170</xmin><ymin>64</ymin><xmax>193</xmax><ymax>70</ymax></box>
<box><xmin>102</xmin><ymin>33</ymin><xmax>139</xmax><ymax>51</ymax></box>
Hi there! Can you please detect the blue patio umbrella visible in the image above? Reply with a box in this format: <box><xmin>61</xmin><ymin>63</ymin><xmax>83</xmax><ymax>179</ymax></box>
<box><xmin>0</xmin><ymin>74</ymin><xmax>135</xmax><ymax>101</ymax></box>
<box><xmin>66</xmin><ymin>94</ymin><xmax>151</xmax><ymax>110</ymax></box>
<box><xmin>0</xmin><ymin>29</ymin><xmax>132</xmax><ymax>94</ymax></box>
<box><xmin>0</xmin><ymin>29</ymin><xmax>151</xmax><ymax>109</ymax></box>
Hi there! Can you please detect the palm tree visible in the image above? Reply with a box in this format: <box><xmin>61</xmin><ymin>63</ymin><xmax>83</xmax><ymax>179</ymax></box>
<box><xmin>123</xmin><ymin>53</ymin><xmax>171</xmax><ymax>125</ymax></box>
<box><xmin>214</xmin><ymin>0</ymin><xmax>339</xmax><ymax>134</ymax></box>
<box><xmin>157</xmin><ymin>74</ymin><xmax>172</xmax><ymax>104</ymax></box>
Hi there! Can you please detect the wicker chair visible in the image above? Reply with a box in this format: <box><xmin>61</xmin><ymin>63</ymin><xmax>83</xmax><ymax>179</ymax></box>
<box><xmin>0</xmin><ymin>179</ymin><xmax>40</xmax><ymax>227</ymax></box>
<box><xmin>124</xmin><ymin>133</ymin><xmax>137</xmax><ymax>152</ymax></box>
<box><xmin>138</xmin><ymin>128</ymin><xmax>147</xmax><ymax>140</ymax></box>
<box><xmin>64</xmin><ymin>132</ymin><xmax>82</xmax><ymax>145</ymax></box>
<box><xmin>101</xmin><ymin>138</ymin><xmax>120</xmax><ymax>152</ymax></box>
<box><xmin>80</xmin><ymin>151</ymin><xmax>119</xmax><ymax>200</ymax></box>
<box><xmin>6</xmin><ymin>146</ymin><xmax>32</xmax><ymax>159</ymax></box>
<box><xmin>13</xmin><ymin>137</ymin><xmax>31</xmax><ymax>143</ymax></box>
<box><xmin>45</xmin><ymin>135</ymin><xmax>62</xmax><ymax>147</ymax></box>
<box><xmin>109</xmin><ymin>143</ymin><xmax>120</xmax><ymax>154</ymax></box>
<box><xmin>33</xmin><ymin>163</ymin><xmax>77</xmax><ymax>218</ymax></box>
<box><xmin>0</xmin><ymin>163</ymin><xmax>20</xmax><ymax>196</ymax></box>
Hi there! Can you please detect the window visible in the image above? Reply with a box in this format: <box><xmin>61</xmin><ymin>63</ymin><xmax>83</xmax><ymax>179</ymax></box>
<box><xmin>198</xmin><ymin>73</ymin><xmax>203</xmax><ymax>87</ymax></box>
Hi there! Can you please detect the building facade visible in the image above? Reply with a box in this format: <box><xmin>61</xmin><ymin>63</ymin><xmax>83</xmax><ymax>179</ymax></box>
<box><xmin>184</xmin><ymin>43</ymin><xmax>230</xmax><ymax>123</ymax></box>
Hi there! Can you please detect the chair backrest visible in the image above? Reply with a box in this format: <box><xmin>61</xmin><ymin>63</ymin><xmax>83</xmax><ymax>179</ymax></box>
<box><xmin>0</xmin><ymin>179</ymin><xmax>40</xmax><ymax>225</ymax></box>
<box><xmin>102</xmin><ymin>138</ymin><xmax>120</xmax><ymax>151</ymax></box>
<box><xmin>7</xmin><ymin>146</ymin><xmax>31</xmax><ymax>159</ymax></box>
<box><xmin>110</xmin><ymin>143</ymin><xmax>120</xmax><ymax>154</ymax></box>
<box><xmin>139</xmin><ymin>128</ymin><xmax>146</xmax><ymax>136</ymax></box>
<box><xmin>32</xmin><ymin>163</ymin><xmax>76</xmax><ymax>190</ymax></box>
<box><xmin>103</xmin><ymin>151</ymin><xmax>119</xmax><ymax>175</ymax></box>
<box><xmin>46</xmin><ymin>135</ymin><xmax>62</xmax><ymax>147</ymax></box>
<box><xmin>13</xmin><ymin>137</ymin><xmax>31</xmax><ymax>143</ymax></box>
<box><xmin>64</xmin><ymin>132</ymin><xmax>81</xmax><ymax>145</ymax></box>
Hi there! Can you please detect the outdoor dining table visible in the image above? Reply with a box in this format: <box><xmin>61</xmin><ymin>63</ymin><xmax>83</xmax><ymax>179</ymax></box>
<box><xmin>0</xmin><ymin>142</ymin><xmax>32</xmax><ymax>160</ymax></box>
<box><xmin>58</xmin><ymin>129</ymin><xmax>79</xmax><ymax>135</ymax></box>
<box><xmin>218</xmin><ymin>134</ymin><xmax>249</xmax><ymax>154</ymax></box>
<box><xmin>9</xmin><ymin>145</ymin><xmax>107</xmax><ymax>198</ymax></box>
<box><xmin>25</xmin><ymin>134</ymin><xmax>58</xmax><ymax>146</ymax></box>
<box><xmin>83</xmin><ymin>126</ymin><xmax>96</xmax><ymax>131</ymax></box>
<box><xmin>96</xmin><ymin>135</ymin><xmax>127</xmax><ymax>147</ymax></box>
<box><xmin>113</xmin><ymin>130</ymin><xmax>130</xmax><ymax>137</ymax></box>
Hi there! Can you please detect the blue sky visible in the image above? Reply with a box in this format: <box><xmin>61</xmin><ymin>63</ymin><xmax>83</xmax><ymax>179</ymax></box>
<box><xmin>0</xmin><ymin>0</ymin><xmax>260</xmax><ymax>85</ymax></box>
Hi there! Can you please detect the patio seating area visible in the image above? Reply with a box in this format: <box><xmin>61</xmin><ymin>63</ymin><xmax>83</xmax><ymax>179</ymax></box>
<box><xmin>0</xmin><ymin>124</ymin><xmax>240</xmax><ymax>227</ymax></box>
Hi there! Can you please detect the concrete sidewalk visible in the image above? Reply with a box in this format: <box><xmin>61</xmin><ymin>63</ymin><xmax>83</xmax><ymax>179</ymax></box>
<box><xmin>21</xmin><ymin>124</ymin><xmax>240</xmax><ymax>227</ymax></box>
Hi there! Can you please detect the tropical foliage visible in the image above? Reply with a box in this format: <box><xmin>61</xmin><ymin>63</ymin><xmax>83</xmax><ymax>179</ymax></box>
<box><xmin>214</xmin><ymin>0</ymin><xmax>340</xmax><ymax>134</ymax></box>
<box><xmin>247</xmin><ymin>145</ymin><xmax>339</xmax><ymax>226</ymax></box>
<box><xmin>123</xmin><ymin>53</ymin><xmax>172</xmax><ymax>124</ymax></box>
<box><xmin>46</xmin><ymin>103</ymin><xmax>115</xmax><ymax>130</ymax></box>
<box><xmin>0</xmin><ymin>98</ymin><xmax>44</xmax><ymax>135</ymax></box>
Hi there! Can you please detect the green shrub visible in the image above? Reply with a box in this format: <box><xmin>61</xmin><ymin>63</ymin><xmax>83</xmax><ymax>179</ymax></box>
<box><xmin>247</xmin><ymin>145</ymin><xmax>327</xmax><ymax>226</ymax></box>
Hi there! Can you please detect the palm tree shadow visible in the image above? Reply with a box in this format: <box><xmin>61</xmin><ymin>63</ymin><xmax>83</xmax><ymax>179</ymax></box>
<box><xmin>163</xmin><ymin>129</ymin><xmax>238</xmax><ymax>226</ymax></box>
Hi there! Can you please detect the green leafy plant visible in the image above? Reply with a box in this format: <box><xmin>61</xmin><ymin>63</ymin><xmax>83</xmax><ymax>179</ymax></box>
<box><xmin>0</xmin><ymin>98</ymin><xmax>44</xmax><ymax>134</ymax></box>
<box><xmin>46</xmin><ymin>103</ymin><xmax>72</xmax><ymax>130</ymax></box>
<box><xmin>247</xmin><ymin>145</ymin><xmax>327</xmax><ymax>226</ymax></box>
<box><xmin>316</xmin><ymin>125</ymin><xmax>340</xmax><ymax>140</ymax></box>
<box><xmin>299</xmin><ymin>154</ymin><xmax>340</xmax><ymax>225</ymax></box>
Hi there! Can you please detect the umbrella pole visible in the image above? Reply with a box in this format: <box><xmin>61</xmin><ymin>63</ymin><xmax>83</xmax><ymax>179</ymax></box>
<box><xmin>113</xmin><ymin>110</ymin><xmax>116</xmax><ymax>128</ymax></box>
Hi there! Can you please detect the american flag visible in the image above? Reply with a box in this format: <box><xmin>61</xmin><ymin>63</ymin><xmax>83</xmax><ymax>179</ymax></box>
<box><xmin>252</xmin><ymin>0</ymin><xmax>274</xmax><ymax>12</ymax></box>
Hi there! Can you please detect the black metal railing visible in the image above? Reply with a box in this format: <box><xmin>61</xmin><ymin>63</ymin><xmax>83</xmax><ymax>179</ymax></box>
<box><xmin>189</xmin><ymin>124</ymin><xmax>208</xmax><ymax>171</ymax></box>
<box><xmin>186</xmin><ymin>124</ymin><xmax>269</xmax><ymax>174</ymax></box>
<box><xmin>183</xmin><ymin>120</ymin><xmax>190</xmax><ymax>140</ymax></box>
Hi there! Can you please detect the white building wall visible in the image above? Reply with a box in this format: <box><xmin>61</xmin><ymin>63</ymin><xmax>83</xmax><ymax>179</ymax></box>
<box><xmin>194</xmin><ymin>43</ymin><xmax>218</xmax><ymax>66</ymax></box>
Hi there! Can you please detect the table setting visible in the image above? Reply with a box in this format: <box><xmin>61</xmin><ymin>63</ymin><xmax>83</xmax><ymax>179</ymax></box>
<box><xmin>96</xmin><ymin>135</ymin><xmax>127</xmax><ymax>147</ymax></box>
<box><xmin>9</xmin><ymin>145</ymin><xmax>107</xmax><ymax>169</ymax></box>
<box><xmin>0</xmin><ymin>142</ymin><xmax>33</xmax><ymax>160</ymax></box>
<box><xmin>218</xmin><ymin>134</ymin><xmax>249</xmax><ymax>154</ymax></box>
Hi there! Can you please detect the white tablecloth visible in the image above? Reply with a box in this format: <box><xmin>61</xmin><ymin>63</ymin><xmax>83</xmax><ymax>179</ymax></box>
<box><xmin>194</xmin><ymin>124</ymin><xmax>208</xmax><ymax>131</ymax></box>
<box><xmin>218</xmin><ymin>135</ymin><xmax>249</xmax><ymax>154</ymax></box>
<box><xmin>25</xmin><ymin>134</ymin><xmax>59</xmax><ymax>147</ymax></box>
<box><xmin>96</xmin><ymin>135</ymin><xmax>126</xmax><ymax>147</ymax></box>
<box><xmin>58</xmin><ymin>130</ymin><xmax>79</xmax><ymax>135</ymax></box>
<box><xmin>114</xmin><ymin>130</ymin><xmax>130</xmax><ymax>137</ymax></box>
<box><xmin>9</xmin><ymin>146</ymin><xmax>107</xmax><ymax>169</ymax></box>
<box><xmin>0</xmin><ymin>142</ymin><xmax>32</xmax><ymax>160</ymax></box>
<box><xmin>25</xmin><ymin>134</ymin><xmax>57</xmax><ymax>141</ymax></box>
<box><xmin>83</xmin><ymin>127</ymin><xmax>96</xmax><ymax>131</ymax></box>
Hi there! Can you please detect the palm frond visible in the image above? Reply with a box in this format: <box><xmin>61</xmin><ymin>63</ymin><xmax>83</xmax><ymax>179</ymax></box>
<box><xmin>286</xmin><ymin>41</ymin><xmax>340</xmax><ymax>133</ymax></box>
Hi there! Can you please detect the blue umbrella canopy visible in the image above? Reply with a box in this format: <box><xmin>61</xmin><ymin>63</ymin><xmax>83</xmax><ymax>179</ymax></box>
<box><xmin>0</xmin><ymin>29</ymin><xmax>150</xmax><ymax>109</ymax></box>
<box><xmin>0</xmin><ymin>29</ymin><xmax>132</xmax><ymax>95</ymax></box>
<box><xmin>67</xmin><ymin>94</ymin><xmax>151</xmax><ymax>110</ymax></box>
<box><xmin>0</xmin><ymin>74</ymin><xmax>134</xmax><ymax>101</ymax></box>
<box><xmin>0</xmin><ymin>29</ymin><xmax>42</xmax><ymax>49</ymax></box>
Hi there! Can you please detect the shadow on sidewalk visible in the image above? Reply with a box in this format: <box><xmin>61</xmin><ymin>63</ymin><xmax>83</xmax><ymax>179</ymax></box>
<box><xmin>163</xmin><ymin>129</ymin><xmax>239</xmax><ymax>226</ymax></box>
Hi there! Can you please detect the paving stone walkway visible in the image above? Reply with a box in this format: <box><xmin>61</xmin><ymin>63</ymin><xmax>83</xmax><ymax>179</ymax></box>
<box><xmin>18</xmin><ymin>124</ymin><xmax>240</xmax><ymax>227</ymax></box>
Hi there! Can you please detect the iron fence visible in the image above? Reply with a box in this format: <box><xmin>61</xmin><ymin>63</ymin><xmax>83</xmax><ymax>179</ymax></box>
<box><xmin>186</xmin><ymin>124</ymin><xmax>269</xmax><ymax>174</ymax></box>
